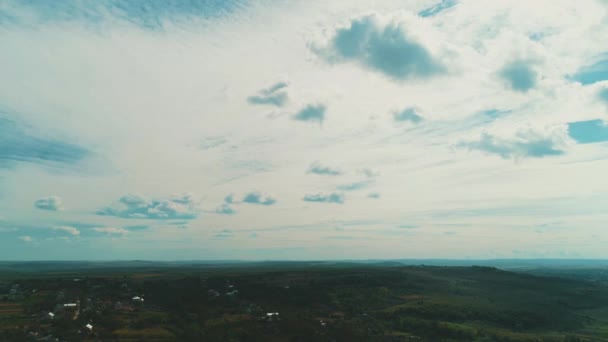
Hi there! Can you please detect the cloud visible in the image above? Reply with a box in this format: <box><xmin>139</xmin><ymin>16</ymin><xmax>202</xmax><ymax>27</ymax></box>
<box><xmin>93</xmin><ymin>227</ymin><xmax>128</xmax><ymax>235</ymax></box>
<box><xmin>499</xmin><ymin>60</ymin><xmax>538</xmax><ymax>92</ymax></box>
<box><xmin>97</xmin><ymin>193</ymin><xmax>197</xmax><ymax>219</ymax></box>
<box><xmin>359</xmin><ymin>168</ymin><xmax>378</xmax><ymax>178</ymax></box>
<box><xmin>34</xmin><ymin>196</ymin><xmax>63</xmax><ymax>211</ymax></box>
<box><xmin>200</xmin><ymin>136</ymin><xmax>227</xmax><ymax>150</ymax></box>
<box><xmin>0</xmin><ymin>227</ymin><xmax>18</xmax><ymax>233</ymax></box>
<box><xmin>418</xmin><ymin>0</ymin><xmax>458</xmax><ymax>17</ymax></box>
<box><xmin>0</xmin><ymin>0</ymin><xmax>249</xmax><ymax>30</ymax></box>
<box><xmin>0</xmin><ymin>116</ymin><xmax>88</xmax><ymax>169</ymax></box>
<box><xmin>307</xmin><ymin>162</ymin><xmax>342</xmax><ymax>176</ymax></box>
<box><xmin>315</xmin><ymin>14</ymin><xmax>444</xmax><ymax>80</ymax></box>
<box><xmin>213</xmin><ymin>229</ymin><xmax>233</xmax><ymax>240</ymax></box>
<box><xmin>247</xmin><ymin>82</ymin><xmax>288</xmax><ymax>107</ymax></box>
<box><xmin>367</xmin><ymin>192</ymin><xmax>381</xmax><ymax>199</ymax></box>
<box><xmin>568</xmin><ymin>119</ymin><xmax>608</xmax><ymax>144</ymax></box>
<box><xmin>459</xmin><ymin>131</ymin><xmax>566</xmax><ymax>159</ymax></box>
<box><xmin>18</xmin><ymin>235</ymin><xmax>33</xmax><ymax>242</ymax></box>
<box><xmin>393</xmin><ymin>107</ymin><xmax>424</xmax><ymax>124</ymax></box>
<box><xmin>336</xmin><ymin>181</ymin><xmax>371</xmax><ymax>191</ymax></box>
<box><xmin>303</xmin><ymin>192</ymin><xmax>344</xmax><ymax>204</ymax></box>
<box><xmin>570</xmin><ymin>57</ymin><xmax>608</xmax><ymax>85</ymax></box>
<box><xmin>52</xmin><ymin>226</ymin><xmax>80</xmax><ymax>236</ymax></box>
<box><xmin>242</xmin><ymin>192</ymin><xmax>276</xmax><ymax>206</ymax></box>
<box><xmin>293</xmin><ymin>104</ymin><xmax>326</xmax><ymax>123</ymax></box>
<box><xmin>215</xmin><ymin>203</ymin><xmax>236</xmax><ymax>215</ymax></box>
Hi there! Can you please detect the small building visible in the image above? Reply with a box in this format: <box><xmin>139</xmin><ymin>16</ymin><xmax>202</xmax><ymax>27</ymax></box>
<box><xmin>85</xmin><ymin>324</ymin><xmax>93</xmax><ymax>331</ymax></box>
<box><xmin>265</xmin><ymin>312</ymin><xmax>280</xmax><ymax>321</ymax></box>
<box><xmin>48</xmin><ymin>312</ymin><xmax>55</xmax><ymax>319</ymax></box>
<box><xmin>132</xmin><ymin>296</ymin><xmax>144</xmax><ymax>303</ymax></box>
<box><xmin>64</xmin><ymin>303</ymin><xmax>77</xmax><ymax>308</ymax></box>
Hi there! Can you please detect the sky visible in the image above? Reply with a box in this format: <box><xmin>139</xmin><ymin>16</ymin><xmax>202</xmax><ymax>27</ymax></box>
<box><xmin>1</xmin><ymin>0</ymin><xmax>608</xmax><ymax>260</ymax></box>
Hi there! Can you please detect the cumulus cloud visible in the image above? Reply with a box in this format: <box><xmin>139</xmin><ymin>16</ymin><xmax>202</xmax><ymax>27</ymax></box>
<box><xmin>93</xmin><ymin>227</ymin><xmax>128</xmax><ymax>235</ymax></box>
<box><xmin>393</xmin><ymin>107</ymin><xmax>424</xmax><ymax>124</ymax></box>
<box><xmin>247</xmin><ymin>82</ymin><xmax>288</xmax><ymax>107</ymax></box>
<box><xmin>303</xmin><ymin>192</ymin><xmax>344</xmax><ymax>204</ymax></box>
<box><xmin>97</xmin><ymin>193</ymin><xmax>197</xmax><ymax>219</ymax></box>
<box><xmin>34</xmin><ymin>196</ymin><xmax>63</xmax><ymax>211</ymax></box>
<box><xmin>499</xmin><ymin>60</ymin><xmax>538</xmax><ymax>92</ymax></box>
<box><xmin>459</xmin><ymin>130</ymin><xmax>567</xmax><ymax>159</ymax></box>
<box><xmin>315</xmin><ymin>14</ymin><xmax>444</xmax><ymax>80</ymax></box>
<box><xmin>1</xmin><ymin>116</ymin><xmax>88</xmax><ymax>169</ymax></box>
<box><xmin>242</xmin><ymin>192</ymin><xmax>276</xmax><ymax>205</ymax></box>
<box><xmin>52</xmin><ymin>226</ymin><xmax>80</xmax><ymax>236</ymax></box>
<box><xmin>307</xmin><ymin>162</ymin><xmax>342</xmax><ymax>176</ymax></box>
<box><xmin>293</xmin><ymin>104</ymin><xmax>326</xmax><ymax>123</ymax></box>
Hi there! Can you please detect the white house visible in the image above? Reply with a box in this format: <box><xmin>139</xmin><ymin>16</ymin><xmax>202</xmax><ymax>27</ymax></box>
<box><xmin>85</xmin><ymin>324</ymin><xmax>93</xmax><ymax>331</ymax></box>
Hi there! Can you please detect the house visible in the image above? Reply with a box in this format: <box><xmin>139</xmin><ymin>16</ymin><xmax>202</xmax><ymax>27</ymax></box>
<box><xmin>85</xmin><ymin>324</ymin><xmax>93</xmax><ymax>331</ymax></box>
<box><xmin>132</xmin><ymin>296</ymin><xmax>144</xmax><ymax>303</ymax></box>
<box><xmin>265</xmin><ymin>312</ymin><xmax>280</xmax><ymax>322</ymax></box>
<box><xmin>64</xmin><ymin>303</ymin><xmax>77</xmax><ymax>308</ymax></box>
<box><xmin>48</xmin><ymin>312</ymin><xmax>55</xmax><ymax>319</ymax></box>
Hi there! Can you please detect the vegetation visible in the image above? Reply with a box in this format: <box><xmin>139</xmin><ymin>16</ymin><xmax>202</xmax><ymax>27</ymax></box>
<box><xmin>1</xmin><ymin>263</ymin><xmax>607</xmax><ymax>341</ymax></box>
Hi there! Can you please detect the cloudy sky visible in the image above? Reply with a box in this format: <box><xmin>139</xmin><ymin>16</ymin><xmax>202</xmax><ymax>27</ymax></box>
<box><xmin>1</xmin><ymin>0</ymin><xmax>608</xmax><ymax>260</ymax></box>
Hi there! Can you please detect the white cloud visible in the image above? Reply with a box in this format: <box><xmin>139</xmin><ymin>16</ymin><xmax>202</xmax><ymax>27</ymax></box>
<box><xmin>52</xmin><ymin>225</ymin><xmax>80</xmax><ymax>236</ymax></box>
<box><xmin>1</xmin><ymin>1</ymin><xmax>608</xmax><ymax>258</ymax></box>
<box><xmin>18</xmin><ymin>235</ymin><xmax>33</xmax><ymax>243</ymax></box>
<box><xmin>93</xmin><ymin>227</ymin><xmax>128</xmax><ymax>235</ymax></box>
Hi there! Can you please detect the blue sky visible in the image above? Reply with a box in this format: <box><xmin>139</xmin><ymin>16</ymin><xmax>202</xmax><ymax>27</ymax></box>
<box><xmin>1</xmin><ymin>0</ymin><xmax>608</xmax><ymax>260</ymax></box>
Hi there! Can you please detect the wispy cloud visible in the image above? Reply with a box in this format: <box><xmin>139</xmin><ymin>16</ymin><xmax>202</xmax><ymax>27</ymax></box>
<box><xmin>247</xmin><ymin>82</ymin><xmax>288</xmax><ymax>107</ymax></box>
<box><xmin>418</xmin><ymin>0</ymin><xmax>458</xmax><ymax>17</ymax></box>
<box><xmin>213</xmin><ymin>229</ymin><xmax>233</xmax><ymax>240</ymax></box>
<box><xmin>303</xmin><ymin>192</ymin><xmax>344</xmax><ymax>204</ymax></box>
<box><xmin>336</xmin><ymin>180</ymin><xmax>371</xmax><ymax>191</ymax></box>
<box><xmin>97</xmin><ymin>193</ymin><xmax>197</xmax><ymax>219</ymax></box>
<box><xmin>1</xmin><ymin>116</ymin><xmax>88</xmax><ymax>169</ymax></box>
<box><xmin>0</xmin><ymin>0</ymin><xmax>250</xmax><ymax>30</ymax></box>
<box><xmin>34</xmin><ymin>196</ymin><xmax>63</xmax><ymax>211</ymax></box>
<box><xmin>314</xmin><ymin>14</ymin><xmax>444</xmax><ymax>80</ymax></box>
<box><xmin>459</xmin><ymin>131</ymin><xmax>566</xmax><ymax>159</ymax></box>
<box><xmin>307</xmin><ymin>162</ymin><xmax>342</xmax><ymax>176</ymax></box>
